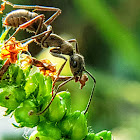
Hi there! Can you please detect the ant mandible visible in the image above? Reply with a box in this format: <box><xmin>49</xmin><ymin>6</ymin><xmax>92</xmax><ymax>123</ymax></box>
<box><xmin>1</xmin><ymin>1</ymin><xmax>96</xmax><ymax>115</ymax></box>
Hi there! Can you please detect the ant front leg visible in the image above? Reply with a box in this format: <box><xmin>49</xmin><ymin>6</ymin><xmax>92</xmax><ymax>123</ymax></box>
<box><xmin>5</xmin><ymin>14</ymin><xmax>45</xmax><ymax>43</ymax></box>
<box><xmin>50</xmin><ymin>49</ymin><xmax>68</xmax><ymax>96</ymax></box>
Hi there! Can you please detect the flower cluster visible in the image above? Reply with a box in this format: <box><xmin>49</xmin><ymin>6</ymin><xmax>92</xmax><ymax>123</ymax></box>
<box><xmin>0</xmin><ymin>27</ymin><xmax>112</xmax><ymax>140</ymax></box>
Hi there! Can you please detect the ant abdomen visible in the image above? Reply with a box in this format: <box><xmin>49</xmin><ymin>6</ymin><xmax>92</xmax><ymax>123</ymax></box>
<box><xmin>3</xmin><ymin>9</ymin><xmax>42</xmax><ymax>32</ymax></box>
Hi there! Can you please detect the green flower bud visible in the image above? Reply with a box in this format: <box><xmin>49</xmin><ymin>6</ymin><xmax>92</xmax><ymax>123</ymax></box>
<box><xmin>24</xmin><ymin>73</ymin><xmax>52</xmax><ymax>101</ymax></box>
<box><xmin>0</xmin><ymin>86</ymin><xmax>25</xmax><ymax>110</ymax></box>
<box><xmin>96</xmin><ymin>130</ymin><xmax>112</xmax><ymax>140</ymax></box>
<box><xmin>58</xmin><ymin>91</ymin><xmax>71</xmax><ymax>114</ymax></box>
<box><xmin>29</xmin><ymin>130</ymin><xmax>57</xmax><ymax>140</ymax></box>
<box><xmin>14</xmin><ymin>100</ymin><xmax>40</xmax><ymax>127</ymax></box>
<box><xmin>59</xmin><ymin>111</ymin><xmax>88</xmax><ymax>139</ymax></box>
<box><xmin>84</xmin><ymin>133</ymin><xmax>101</xmax><ymax>140</ymax></box>
<box><xmin>37</xmin><ymin>121</ymin><xmax>61</xmax><ymax>139</ymax></box>
<box><xmin>48</xmin><ymin>94</ymin><xmax>66</xmax><ymax>122</ymax></box>
<box><xmin>71</xmin><ymin>111</ymin><xmax>88</xmax><ymax>140</ymax></box>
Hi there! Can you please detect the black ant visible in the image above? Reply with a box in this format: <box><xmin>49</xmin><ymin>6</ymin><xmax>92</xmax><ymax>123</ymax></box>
<box><xmin>1</xmin><ymin>1</ymin><xmax>96</xmax><ymax>115</ymax></box>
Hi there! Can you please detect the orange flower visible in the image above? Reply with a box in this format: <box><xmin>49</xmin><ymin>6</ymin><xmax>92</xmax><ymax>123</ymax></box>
<box><xmin>39</xmin><ymin>59</ymin><xmax>56</xmax><ymax>78</ymax></box>
<box><xmin>0</xmin><ymin>1</ymin><xmax>5</xmax><ymax>14</ymax></box>
<box><xmin>0</xmin><ymin>37</ymin><xmax>28</xmax><ymax>63</ymax></box>
<box><xmin>20</xmin><ymin>54</ymin><xmax>56</xmax><ymax>78</ymax></box>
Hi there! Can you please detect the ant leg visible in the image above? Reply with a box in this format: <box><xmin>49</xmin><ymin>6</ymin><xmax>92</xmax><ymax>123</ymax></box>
<box><xmin>36</xmin><ymin>76</ymin><xmax>74</xmax><ymax>115</ymax></box>
<box><xmin>7</xmin><ymin>28</ymin><xmax>52</xmax><ymax>47</ymax></box>
<box><xmin>15</xmin><ymin>25</ymin><xmax>52</xmax><ymax>47</ymax></box>
<box><xmin>44</xmin><ymin>8</ymin><xmax>61</xmax><ymax>25</ymax></box>
<box><xmin>84</xmin><ymin>70</ymin><xmax>96</xmax><ymax>115</ymax></box>
<box><xmin>54</xmin><ymin>75</ymin><xmax>73</xmax><ymax>82</ymax></box>
<box><xmin>5</xmin><ymin>14</ymin><xmax>45</xmax><ymax>43</ymax></box>
<box><xmin>56</xmin><ymin>76</ymin><xmax>74</xmax><ymax>92</ymax></box>
<box><xmin>67</xmin><ymin>39</ymin><xmax>79</xmax><ymax>54</ymax></box>
<box><xmin>4</xmin><ymin>1</ymin><xmax>61</xmax><ymax>25</ymax></box>
<box><xmin>50</xmin><ymin>50</ymin><xmax>68</xmax><ymax>95</ymax></box>
<box><xmin>41</xmin><ymin>25</ymin><xmax>52</xmax><ymax>48</ymax></box>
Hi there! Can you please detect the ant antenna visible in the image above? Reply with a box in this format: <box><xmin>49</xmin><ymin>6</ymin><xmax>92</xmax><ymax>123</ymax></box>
<box><xmin>84</xmin><ymin>69</ymin><xmax>96</xmax><ymax>115</ymax></box>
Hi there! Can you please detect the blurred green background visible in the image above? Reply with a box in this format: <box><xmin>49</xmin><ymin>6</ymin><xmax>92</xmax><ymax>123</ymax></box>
<box><xmin>0</xmin><ymin>0</ymin><xmax>140</xmax><ymax>139</ymax></box>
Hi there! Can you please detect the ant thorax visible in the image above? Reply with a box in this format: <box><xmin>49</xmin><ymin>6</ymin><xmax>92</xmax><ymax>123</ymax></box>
<box><xmin>43</xmin><ymin>34</ymin><xmax>74</xmax><ymax>55</ymax></box>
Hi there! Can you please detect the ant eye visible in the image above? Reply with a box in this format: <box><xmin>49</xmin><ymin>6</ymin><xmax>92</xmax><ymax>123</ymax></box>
<box><xmin>72</xmin><ymin>60</ymin><xmax>77</xmax><ymax>68</ymax></box>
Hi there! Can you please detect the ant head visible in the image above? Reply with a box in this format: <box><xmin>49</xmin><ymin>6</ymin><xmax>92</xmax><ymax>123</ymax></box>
<box><xmin>70</xmin><ymin>53</ymin><xmax>85</xmax><ymax>78</ymax></box>
<box><xmin>70</xmin><ymin>53</ymin><xmax>96</xmax><ymax>115</ymax></box>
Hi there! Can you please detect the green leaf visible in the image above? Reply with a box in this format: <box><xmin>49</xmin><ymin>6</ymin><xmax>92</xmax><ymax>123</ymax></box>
<box><xmin>44</xmin><ymin>76</ymin><xmax>52</xmax><ymax>95</ymax></box>
<box><xmin>16</xmin><ymin>67</ymin><xmax>25</xmax><ymax>85</ymax></box>
<box><xmin>37</xmin><ymin>74</ymin><xmax>50</xmax><ymax>103</ymax></box>
<box><xmin>0</xmin><ymin>29</ymin><xmax>9</xmax><ymax>44</ymax></box>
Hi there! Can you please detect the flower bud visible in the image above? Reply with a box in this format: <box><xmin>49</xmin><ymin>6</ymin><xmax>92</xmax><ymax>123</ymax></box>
<box><xmin>37</xmin><ymin>121</ymin><xmax>61</xmax><ymax>139</ymax></box>
<box><xmin>0</xmin><ymin>86</ymin><xmax>25</xmax><ymax>110</ymax></box>
<box><xmin>96</xmin><ymin>130</ymin><xmax>112</xmax><ymax>140</ymax></box>
<box><xmin>59</xmin><ymin>111</ymin><xmax>88</xmax><ymax>139</ymax></box>
<box><xmin>14</xmin><ymin>100</ymin><xmax>40</xmax><ymax>127</ymax></box>
<box><xmin>48</xmin><ymin>94</ymin><xmax>66</xmax><ymax>122</ymax></box>
<box><xmin>29</xmin><ymin>130</ymin><xmax>57</xmax><ymax>140</ymax></box>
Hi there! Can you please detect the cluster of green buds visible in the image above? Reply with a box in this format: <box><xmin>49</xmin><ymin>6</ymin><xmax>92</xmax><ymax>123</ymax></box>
<box><xmin>0</xmin><ymin>31</ymin><xmax>112</xmax><ymax>140</ymax></box>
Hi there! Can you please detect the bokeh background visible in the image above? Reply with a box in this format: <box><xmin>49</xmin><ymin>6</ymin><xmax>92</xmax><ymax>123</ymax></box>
<box><xmin>0</xmin><ymin>0</ymin><xmax>140</xmax><ymax>139</ymax></box>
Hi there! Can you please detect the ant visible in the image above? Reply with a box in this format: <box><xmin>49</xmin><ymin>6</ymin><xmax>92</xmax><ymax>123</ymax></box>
<box><xmin>24</xmin><ymin>28</ymin><xmax>96</xmax><ymax>115</ymax></box>
<box><xmin>1</xmin><ymin>1</ymin><xmax>96</xmax><ymax>115</ymax></box>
